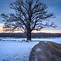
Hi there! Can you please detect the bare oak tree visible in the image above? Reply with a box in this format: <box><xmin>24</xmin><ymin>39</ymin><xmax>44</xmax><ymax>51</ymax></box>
<box><xmin>1</xmin><ymin>0</ymin><xmax>56</xmax><ymax>41</ymax></box>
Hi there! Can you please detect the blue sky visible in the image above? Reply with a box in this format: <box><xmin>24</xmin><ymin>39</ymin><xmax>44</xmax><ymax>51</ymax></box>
<box><xmin>0</xmin><ymin>0</ymin><xmax>61</xmax><ymax>30</ymax></box>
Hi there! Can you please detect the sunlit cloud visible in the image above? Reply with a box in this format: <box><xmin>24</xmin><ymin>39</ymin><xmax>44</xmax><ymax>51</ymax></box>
<box><xmin>0</xmin><ymin>23</ymin><xmax>61</xmax><ymax>33</ymax></box>
<box><xmin>32</xmin><ymin>30</ymin><xmax>61</xmax><ymax>33</ymax></box>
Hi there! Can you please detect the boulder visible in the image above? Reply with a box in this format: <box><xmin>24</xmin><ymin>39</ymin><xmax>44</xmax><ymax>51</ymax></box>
<box><xmin>29</xmin><ymin>41</ymin><xmax>61</xmax><ymax>61</ymax></box>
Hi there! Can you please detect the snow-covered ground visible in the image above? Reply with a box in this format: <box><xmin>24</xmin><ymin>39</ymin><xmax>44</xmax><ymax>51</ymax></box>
<box><xmin>0</xmin><ymin>41</ymin><xmax>39</xmax><ymax>61</ymax></box>
<box><xmin>0</xmin><ymin>37</ymin><xmax>61</xmax><ymax>61</ymax></box>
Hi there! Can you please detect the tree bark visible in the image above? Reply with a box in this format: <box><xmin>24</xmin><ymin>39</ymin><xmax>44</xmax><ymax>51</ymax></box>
<box><xmin>26</xmin><ymin>23</ymin><xmax>31</xmax><ymax>41</ymax></box>
<box><xmin>27</xmin><ymin>29</ymin><xmax>31</xmax><ymax>41</ymax></box>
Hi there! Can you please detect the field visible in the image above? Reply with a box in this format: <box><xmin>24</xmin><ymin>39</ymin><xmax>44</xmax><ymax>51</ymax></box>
<box><xmin>0</xmin><ymin>37</ymin><xmax>61</xmax><ymax>61</ymax></box>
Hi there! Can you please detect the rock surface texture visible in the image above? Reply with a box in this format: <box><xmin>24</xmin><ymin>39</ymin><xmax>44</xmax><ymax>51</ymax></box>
<box><xmin>29</xmin><ymin>41</ymin><xmax>61</xmax><ymax>61</ymax></box>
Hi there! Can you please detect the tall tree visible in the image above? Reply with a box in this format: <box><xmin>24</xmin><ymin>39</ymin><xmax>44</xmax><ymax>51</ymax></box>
<box><xmin>1</xmin><ymin>0</ymin><xmax>56</xmax><ymax>41</ymax></box>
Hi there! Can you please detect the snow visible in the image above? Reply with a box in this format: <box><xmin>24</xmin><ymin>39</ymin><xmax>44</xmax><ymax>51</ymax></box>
<box><xmin>32</xmin><ymin>37</ymin><xmax>61</xmax><ymax>44</ymax></box>
<box><xmin>0</xmin><ymin>41</ymin><xmax>39</xmax><ymax>61</ymax></box>
<box><xmin>0</xmin><ymin>37</ymin><xmax>61</xmax><ymax>61</ymax></box>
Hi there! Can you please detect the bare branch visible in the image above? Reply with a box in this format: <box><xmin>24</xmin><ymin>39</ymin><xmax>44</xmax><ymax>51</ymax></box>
<box><xmin>1</xmin><ymin>0</ymin><xmax>56</xmax><ymax>34</ymax></box>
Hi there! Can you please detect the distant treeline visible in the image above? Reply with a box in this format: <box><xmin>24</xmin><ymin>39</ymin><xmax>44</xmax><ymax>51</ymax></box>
<box><xmin>0</xmin><ymin>33</ymin><xmax>61</xmax><ymax>38</ymax></box>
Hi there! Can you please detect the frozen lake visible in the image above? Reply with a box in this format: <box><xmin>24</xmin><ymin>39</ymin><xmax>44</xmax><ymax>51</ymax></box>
<box><xmin>0</xmin><ymin>37</ymin><xmax>61</xmax><ymax>44</ymax></box>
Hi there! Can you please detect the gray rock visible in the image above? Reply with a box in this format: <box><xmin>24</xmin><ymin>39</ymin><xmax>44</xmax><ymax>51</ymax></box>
<box><xmin>29</xmin><ymin>41</ymin><xmax>61</xmax><ymax>61</ymax></box>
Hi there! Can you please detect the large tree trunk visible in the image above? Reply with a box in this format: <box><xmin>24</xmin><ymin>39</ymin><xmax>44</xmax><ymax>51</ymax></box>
<box><xmin>27</xmin><ymin>29</ymin><xmax>31</xmax><ymax>41</ymax></box>
<box><xmin>26</xmin><ymin>22</ymin><xmax>31</xmax><ymax>41</ymax></box>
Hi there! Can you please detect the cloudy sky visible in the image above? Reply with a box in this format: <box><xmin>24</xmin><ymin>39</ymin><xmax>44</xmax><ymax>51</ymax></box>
<box><xmin>0</xmin><ymin>0</ymin><xmax>61</xmax><ymax>32</ymax></box>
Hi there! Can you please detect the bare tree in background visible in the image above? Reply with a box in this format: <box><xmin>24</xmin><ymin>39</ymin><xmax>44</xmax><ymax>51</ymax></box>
<box><xmin>1</xmin><ymin>0</ymin><xmax>56</xmax><ymax>41</ymax></box>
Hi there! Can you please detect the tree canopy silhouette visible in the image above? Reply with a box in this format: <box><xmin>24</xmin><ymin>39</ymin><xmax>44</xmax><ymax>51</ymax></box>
<box><xmin>1</xmin><ymin>0</ymin><xmax>56</xmax><ymax>41</ymax></box>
